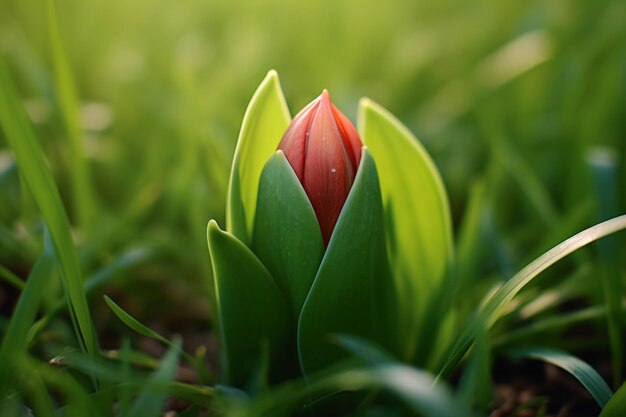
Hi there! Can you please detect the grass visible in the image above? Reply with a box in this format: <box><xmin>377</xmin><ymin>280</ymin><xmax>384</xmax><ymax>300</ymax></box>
<box><xmin>1</xmin><ymin>0</ymin><xmax>625</xmax><ymax>416</ymax></box>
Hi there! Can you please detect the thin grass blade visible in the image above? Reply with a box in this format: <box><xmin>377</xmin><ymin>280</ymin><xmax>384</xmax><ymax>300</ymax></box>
<box><xmin>508</xmin><ymin>347</ymin><xmax>612</xmax><ymax>408</ymax></box>
<box><xmin>438</xmin><ymin>214</ymin><xmax>626</xmax><ymax>378</ymax></box>
<box><xmin>588</xmin><ymin>147</ymin><xmax>623</xmax><ymax>387</ymax></box>
<box><xmin>0</xmin><ymin>58</ymin><xmax>99</xmax><ymax>361</ymax></box>
<box><xmin>126</xmin><ymin>337</ymin><xmax>181</xmax><ymax>417</ymax></box>
<box><xmin>46</xmin><ymin>0</ymin><xmax>95</xmax><ymax>228</ymax></box>
<box><xmin>103</xmin><ymin>295</ymin><xmax>194</xmax><ymax>364</ymax></box>
<box><xmin>600</xmin><ymin>381</ymin><xmax>626</xmax><ymax>417</ymax></box>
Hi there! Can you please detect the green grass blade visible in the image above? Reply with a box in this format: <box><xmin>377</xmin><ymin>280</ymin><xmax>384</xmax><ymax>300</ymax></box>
<box><xmin>244</xmin><ymin>362</ymin><xmax>469</xmax><ymax>417</ymax></box>
<box><xmin>438</xmin><ymin>214</ymin><xmax>626</xmax><ymax>378</ymax></box>
<box><xmin>0</xmin><ymin>243</ymin><xmax>53</xmax><ymax>356</ymax></box>
<box><xmin>104</xmin><ymin>295</ymin><xmax>171</xmax><ymax>344</ymax></box>
<box><xmin>46</xmin><ymin>0</ymin><xmax>95</xmax><ymax>229</ymax></box>
<box><xmin>34</xmin><ymin>358</ymin><xmax>104</xmax><ymax>417</ymax></box>
<box><xmin>64</xmin><ymin>351</ymin><xmax>218</xmax><ymax>408</ymax></box>
<box><xmin>103</xmin><ymin>295</ymin><xmax>196</xmax><ymax>365</ymax></box>
<box><xmin>0</xmin><ymin>238</ymin><xmax>54</xmax><ymax>396</ymax></box>
<box><xmin>588</xmin><ymin>147</ymin><xmax>623</xmax><ymax>387</ymax></box>
<box><xmin>600</xmin><ymin>381</ymin><xmax>626</xmax><ymax>417</ymax></box>
<box><xmin>0</xmin><ymin>58</ymin><xmax>99</xmax><ymax>361</ymax></box>
<box><xmin>457</xmin><ymin>319</ymin><xmax>491</xmax><ymax>410</ymax></box>
<box><xmin>455</xmin><ymin>179</ymin><xmax>487</xmax><ymax>291</ymax></box>
<box><xmin>493</xmin><ymin>305</ymin><xmax>610</xmax><ymax>347</ymax></box>
<box><xmin>126</xmin><ymin>337</ymin><xmax>181</xmax><ymax>417</ymax></box>
<box><xmin>0</xmin><ymin>264</ymin><xmax>25</xmax><ymax>290</ymax></box>
<box><xmin>84</xmin><ymin>247</ymin><xmax>154</xmax><ymax>293</ymax></box>
<box><xmin>20</xmin><ymin>359</ymin><xmax>56</xmax><ymax>417</ymax></box>
<box><xmin>508</xmin><ymin>347</ymin><xmax>612</xmax><ymax>407</ymax></box>
<box><xmin>493</xmin><ymin>138</ymin><xmax>558</xmax><ymax>226</ymax></box>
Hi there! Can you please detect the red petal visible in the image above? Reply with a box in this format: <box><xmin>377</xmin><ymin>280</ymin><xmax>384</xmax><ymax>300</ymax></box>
<box><xmin>277</xmin><ymin>90</ymin><xmax>363</xmax><ymax>246</ymax></box>
<box><xmin>331</xmin><ymin>103</ymin><xmax>362</xmax><ymax>172</ymax></box>
<box><xmin>302</xmin><ymin>91</ymin><xmax>354</xmax><ymax>245</ymax></box>
<box><xmin>277</xmin><ymin>99</ymin><xmax>320</xmax><ymax>181</ymax></box>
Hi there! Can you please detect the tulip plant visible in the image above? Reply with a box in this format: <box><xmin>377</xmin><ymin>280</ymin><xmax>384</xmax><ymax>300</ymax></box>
<box><xmin>207</xmin><ymin>70</ymin><xmax>454</xmax><ymax>388</ymax></box>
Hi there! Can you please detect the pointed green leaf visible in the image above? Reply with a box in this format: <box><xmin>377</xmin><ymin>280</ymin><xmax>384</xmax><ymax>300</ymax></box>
<box><xmin>358</xmin><ymin>99</ymin><xmax>453</xmax><ymax>360</ymax></box>
<box><xmin>298</xmin><ymin>149</ymin><xmax>397</xmax><ymax>376</ymax></box>
<box><xmin>208</xmin><ymin>220</ymin><xmax>291</xmax><ymax>387</ymax></box>
<box><xmin>226</xmin><ymin>71</ymin><xmax>291</xmax><ymax>245</ymax></box>
<box><xmin>103</xmin><ymin>295</ymin><xmax>196</xmax><ymax>364</ymax></box>
<box><xmin>253</xmin><ymin>151</ymin><xmax>324</xmax><ymax>317</ymax></box>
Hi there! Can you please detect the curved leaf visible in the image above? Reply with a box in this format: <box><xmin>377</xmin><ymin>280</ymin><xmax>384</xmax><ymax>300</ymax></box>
<box><xmin>226</xmin><ymin>71</ymin><xmax>291</xmax><ymax>245</ymax></box>
<box><xmin>208</xmin><ymin>220</ymin><xmax>291</xmax><ymax>387</ymax></box>
<box><xmin>508</xmin><ymin>347</ymin><xmax>612</xmax><ymax>408</ymax></box>
<box><xmin>358</xmin><ymin>98</ymin><xmax>453</xmax><ymax>360</ymax></box>
<box><xmin>243</xmin><ymin>361</ymin><xmax>469</xmax><ymax>417</ymax></box>
<box><xmin>253</xmin><ymin>151</ymin><xmax>324</xmax><ymax>317</ymax></box>
<box><xmin>103</xmin><ymin>295</ymin><xmax>195</xmax><ymax>364</ymax></box>
<box><xmin>298</xmin><ymin>149</ymin><xmax>397</xmax><ymax>376</ymax></box>
<box><xmin>600</xmin><ymin>381</ymin><xmax>626</xmax><ymax>417</ymax></box>
<box><xmin>438</xmin><ymin>214</ymin><xmax>626</xmax><ymax>378</ymax></box>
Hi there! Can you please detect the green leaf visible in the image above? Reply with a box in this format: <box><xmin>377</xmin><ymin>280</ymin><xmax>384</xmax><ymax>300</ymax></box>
<box><xmin>600</xmin><ymin>381</ymin><xmax>626</xmax><ymax>417</ymax></box>
<box><xmin>0</xmin><ymin>236</ymin><xmax>54</xmax><ymax>394</ymax></box>
<box><xmin>0</xmin><ymin>264</ymin><xmax>26</xmax><ymax>290</ymax></box>
<box><xmin>508</xmin><ymin>347</ymin><xmax>612</xmax><ymax>408</ymax></box>
<box><xmin>358</xmin><ymin>98</ymin><xmax>454</xmax><ymax>361</ymax></box>
<box><xmin>104</xmin><ymin>296</ymin><xmax>186</xmax><ymax>356</ymax></box>
<box><xmin>253</xmin><ymin>151</ymin><xmax>324</xmax><ymax>317</ymax></box>
<box><xmin>208</xmin><ymin>220</ymin><xmax>291</xmax><ymax>387</ymax></box>
<box><xmin>127</xmin><ymin>337</ymin><xmax>181</xmax><ymax>417</ymax></box>
<box><xmin>589</xmin><ymin>147</ymin><xmax>623</xmax><ymax>387</ymax></box>
<box><xmin>438</xmin><ymin>214</ymin><xmax>626</xmax><ymax>378</ymax></box>
<box><xmin>226</xmin><ymin>70</ymin><xmax>291</xmax><ymax>245</ymax></box>
<box><xmin>298</xmin><ymin>149</ymin><xmax>397</xmax><ymax>376</ymax></box>
<box><xmin>241</xmin><ymin>360</ymin><xmax>469</xmax><ymax>417</ymax></box>
<box><xmin>457</xmin><ymin>318</ymin><xmax>491</xmax><ymax>409</ymax></box>
<box><xmin>46</xmin><ymin>0</ymin><xmax>95</xmax><ymax>229</ymax></box>
<box><xmin>103</xmin><ymin>294</ymin><xmax>213</xmax><ymax>382</ymax></box>
<box><xmin>0</xmin><ymin>57</ymin><xmax>99</xmax><ymax>361</ymax></box>
<box><xmin>0</xmin><ymin>247</ymin><xmax>53</xmax><ymax>356</ymax></box>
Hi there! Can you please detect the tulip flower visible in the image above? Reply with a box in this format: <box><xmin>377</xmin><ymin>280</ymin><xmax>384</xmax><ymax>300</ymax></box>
<box><xmin>207</xmin><ymin>71</ymin><xmax>454</xmax><ymax>389</ymax></box>
<box><xmin>278</xmin><ymin>90</ymin><xmax>362</xmax><ymax>245</ymax></box>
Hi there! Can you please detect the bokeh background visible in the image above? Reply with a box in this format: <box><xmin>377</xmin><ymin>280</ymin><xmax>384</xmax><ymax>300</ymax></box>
<box><xmin>1</xmin><ymin>0</ymin><xmax>624</xmax><ymax>358</ymax></box>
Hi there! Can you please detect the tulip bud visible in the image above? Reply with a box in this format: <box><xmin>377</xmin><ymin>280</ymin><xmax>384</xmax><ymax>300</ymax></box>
<box><xmin>278</xmin><ymin>90</ymin><xmax>362</xmax><ymax>245</ymax></box>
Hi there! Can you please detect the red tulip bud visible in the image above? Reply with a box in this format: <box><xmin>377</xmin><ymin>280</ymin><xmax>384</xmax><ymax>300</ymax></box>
<box><xmin>278</xmin><ymin>90</ymin><xmax>362</xmax><ymax>245</ymax></box>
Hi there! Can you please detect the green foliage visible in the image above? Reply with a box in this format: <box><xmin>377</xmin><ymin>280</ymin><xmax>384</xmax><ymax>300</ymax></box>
<box><xmin>227</xmin><ymin>71</ymin><xmax>291</xmax><ymax>245</ymax></box>
<box><xmin>507</xmin><ymin>346</ymin><xmax>613</xmax><ymax>408</ymax></box>
<box><xmin>1</xmin><ymin>0</ymin><xmax>625</xmax><ymax>415</ymax></box>
<box><xmin>208</xmin><ymin>220</ymin><xmax>291</xmax><ymax>387</ymax></box>
<box><xmin>438</xmin><ymin>215</ymin><xmax>626</xmax><ymax>378</ymax></box>
<box><xmin>253</xmin><ymin>151</ymin><xmax>324</xmax><ymax>317</ymax></box>
<box><xmin>359</xmin><ymin>98</ymin><xmax>454</xmax><ymax>363</ymax></box>
<box><xmin>127</xmin><ymin>338</ymin><xmax>181</xmax><ymax>417</ymax></box>
<box><xmin>298</xmin><ymin>149</ymin><xmax>397</xmax><ymax>375</ymax></box>
<box><xmin>600</xmin><ymin>381</ymin><xmax>626</xmax><ymax>417</ymax></box>
<box><xmin>0</xmin><ymin>57</ymin><xmax>99</xmax><ymax>362</ymax></box>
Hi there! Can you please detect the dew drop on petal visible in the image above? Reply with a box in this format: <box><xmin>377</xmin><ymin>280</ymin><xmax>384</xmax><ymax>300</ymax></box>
<box><xmin>330</xmin><ymin>168</ymin><xmax>337</xmax><ymax>173</ymax></box>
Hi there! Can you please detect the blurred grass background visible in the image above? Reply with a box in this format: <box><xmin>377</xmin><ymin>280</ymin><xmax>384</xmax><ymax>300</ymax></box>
<box><xmin>0</xmin><ymin>0</ymin><xmax>624</xmax><ymax>362</ymax></box>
